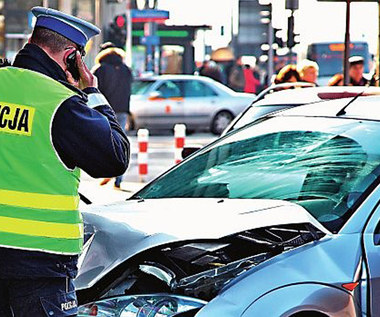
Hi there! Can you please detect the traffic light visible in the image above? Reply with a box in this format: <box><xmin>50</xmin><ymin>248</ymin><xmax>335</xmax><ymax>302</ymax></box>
<box><xmin>287</xmin><ymin>15</ymin><xmax>299</xmax><ymax>49</ymax></box>
<box><xmin>107</xmin><ymin>14</ymin><xmax>127</xmax><ymax>48</ymax></box>
<box><xmin>273</xmin><ymin>28</ymin><xmax>284</xmax><ymax>48</ymax></box>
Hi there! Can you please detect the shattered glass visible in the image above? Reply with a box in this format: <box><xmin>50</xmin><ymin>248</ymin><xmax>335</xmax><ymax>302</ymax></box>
<box><xmin>136</xmin><ymin>117</ymin><xmax>380</xmax><ymax>232</ymax></box>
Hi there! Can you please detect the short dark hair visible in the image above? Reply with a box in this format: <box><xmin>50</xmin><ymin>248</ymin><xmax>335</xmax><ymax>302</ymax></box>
<box><xmin>274</xmin><ymin>64</ymin><xmax>301</xmax><ymax>84</ymax></box>
<box><xmin>30</xmin><ymin>27</ymin><xmax>75</xmax><ymax>54</ymax></box>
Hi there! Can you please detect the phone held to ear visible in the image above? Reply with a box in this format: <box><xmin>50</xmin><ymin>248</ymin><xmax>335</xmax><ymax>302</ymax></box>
<box><xmin>66</xmin><ymin>51</ymin><xmax>80</xmax><ymax>81</ymax></box>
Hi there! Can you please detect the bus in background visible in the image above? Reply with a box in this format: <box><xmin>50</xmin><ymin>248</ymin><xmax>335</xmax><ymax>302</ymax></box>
<box><xmin>306</xmin><ymin>42</ymin><xmax>373</xmax><ymax>85</ymax></box>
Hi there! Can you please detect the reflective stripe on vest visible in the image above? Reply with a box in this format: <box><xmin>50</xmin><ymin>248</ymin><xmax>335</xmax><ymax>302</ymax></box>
<box><xmin>0</xmin><ymin>188</ymin><xmax>79</xmax><ymax>210</ymax></box>
<box><xmin>0</xmin><ymin>67</ymin><xmax>82</xmax><ymax>255</ymax></box>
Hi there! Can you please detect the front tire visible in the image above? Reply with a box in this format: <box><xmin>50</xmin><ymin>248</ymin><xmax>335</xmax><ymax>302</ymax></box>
<box><xmin>211</xmin><ymin>111</ymin><xmax>234</xmax><ymax>135</ymax></box>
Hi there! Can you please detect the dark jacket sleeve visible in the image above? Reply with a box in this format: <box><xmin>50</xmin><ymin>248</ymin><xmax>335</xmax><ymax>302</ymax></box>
<box><xmin>52</xmin><ymin>87</ymin><xmax>130</xmax><ymax>178</ymax></box>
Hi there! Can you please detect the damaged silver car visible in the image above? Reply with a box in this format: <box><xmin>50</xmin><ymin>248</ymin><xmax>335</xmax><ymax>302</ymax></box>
<box><xmin>76</xmin><ymin>96</ymin><xmax>380</xmax><ymax>316</ymax></box>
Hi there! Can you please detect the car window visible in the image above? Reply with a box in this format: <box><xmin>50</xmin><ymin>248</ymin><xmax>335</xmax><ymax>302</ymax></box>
<box><xmin>232</xmin><ymin>104</ymin><xmax>301</xmax><ymax>131</ymax></box>
<box><xmin>183</xmin><ymin>80</ymin><xmax>218</xmax><ymax>97</ymax></box>
<box><xmin>135</xmin><ymin>117</ymin><xmax>380</xmax><ymax>233</ymax></box>
<box><xmin>156</xmin><ymin>81</ymin><xmax>182</xmax><ymax>98</ymax></box>
<box><xmin>132</xmin><ymin>80</ymin><xmax>154</xmax><ymax>95</ymax></box>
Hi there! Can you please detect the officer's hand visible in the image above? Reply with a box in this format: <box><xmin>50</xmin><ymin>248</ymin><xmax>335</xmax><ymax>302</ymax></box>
<box><xmin>66</xmin><ymin>52</ymin><xmax>98</xmax><ymax>90</ymax></box>
<box><xmin>76</xmin><ymin>52</ymin><xmax>98</xmax><ymax>90</ymax></box>
<box><xmin>65</xmin><ymin>69</ymin><xmax>78</xmax><ymax>88</ymax></box>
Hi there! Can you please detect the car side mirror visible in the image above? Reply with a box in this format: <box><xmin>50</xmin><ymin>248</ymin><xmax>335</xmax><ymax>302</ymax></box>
<box><xmin>182</xmin><ymin>145</ymin><xmax>202</xmax><ymax>159</ymax></box>
<box><xmin>148</xmin><ymin>91</ymin><xmax>164</xmax><ymax>100</ymax></box>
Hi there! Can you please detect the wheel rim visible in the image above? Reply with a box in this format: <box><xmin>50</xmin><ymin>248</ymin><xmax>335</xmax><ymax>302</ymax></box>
<box><xmin>214</xmin><ymin>112</ymin><xmax>232</xmax><ymax>134</ymax></box>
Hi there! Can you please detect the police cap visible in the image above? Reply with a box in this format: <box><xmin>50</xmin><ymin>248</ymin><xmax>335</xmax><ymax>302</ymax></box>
<box><xmin>348</xmin><ymin>56</ymin><xmax>364</xmax><ymax>66</ymax></box>
<box><xmin>31</xmin><ymin>7</ymin><xmax>100</xmax><ymax>48</ymax></box>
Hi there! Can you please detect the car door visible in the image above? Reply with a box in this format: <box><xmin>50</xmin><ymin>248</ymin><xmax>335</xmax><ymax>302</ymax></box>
<box><xmin>363</xmin><ymin>204</ymin><xmax>380</xmax><ymax>316</ymax></box>
<box><xmin>181</xmin><ymin>79</ymin><xmax>219</xmax><ymax>129</ymax></box>
<box><xmin>147</xmin><ymin>80</ymin><xmax>185</xmax><ymax>129</ymax></box>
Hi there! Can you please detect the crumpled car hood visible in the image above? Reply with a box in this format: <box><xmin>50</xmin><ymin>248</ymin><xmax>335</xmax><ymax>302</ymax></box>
<box><xmin>75</xmin><ymin>198</ymin><xmax>330</xmax><ymax>290</ymax></box>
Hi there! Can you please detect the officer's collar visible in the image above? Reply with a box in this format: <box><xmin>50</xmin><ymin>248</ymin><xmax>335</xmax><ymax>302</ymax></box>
<box><xmin>13</xmin><ymin>44</ymin><xmax>68</xmax><ymax>83</ymax></box>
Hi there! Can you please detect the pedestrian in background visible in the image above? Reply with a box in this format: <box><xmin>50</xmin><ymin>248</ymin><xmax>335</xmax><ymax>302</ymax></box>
<box><xmin>274</xmin><ymin>64</ymin><xmax>301</xmax><ymax>85</ymax></box>
<box><xmin>348</xmin><ymin>56</ymin><xmax>372</xmax><ymax>86</ymax></box>
<box><xmin>243</xmin><ymin>63</ymin><xmax>261</xmax><ymax>94</ymax></box>
<box><xmin>0</xmin><ymin>7</ymin><xmax>129</xmax><ymax>316</ymax></box>
<box><xmin>297</xmin><ymin>59</ymin><xmax>319</xmax><ymax>85</ymax></box>
<box><xmin>199</xmin><ymin>60</ymin><xmax>225</xmax><ymax>84</ymax></box>
<box><xmin>228</xmin><ymin>56</ymin><xmax>245</xmax><ymax>92</ymax></box>
<box><xmin>93</xmin><ymin>42</ymin><xmax>133</xmax><ymax>189</ymax></box>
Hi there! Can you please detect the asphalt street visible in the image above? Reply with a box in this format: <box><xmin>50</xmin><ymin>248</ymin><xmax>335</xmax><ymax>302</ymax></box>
<box><xmin>79</xmin><ymin>132</ymin><xmax>217</xmax><ymax>207</ymax></box>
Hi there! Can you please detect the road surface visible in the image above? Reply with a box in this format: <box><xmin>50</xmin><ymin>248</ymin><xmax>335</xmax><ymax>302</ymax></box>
<box><xmin>79</xmin><ymin>132</ymin><xmax>217</xmax><ymax>206</ymax></box>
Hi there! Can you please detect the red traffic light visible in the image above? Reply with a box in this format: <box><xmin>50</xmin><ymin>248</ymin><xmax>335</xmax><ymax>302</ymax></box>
<box><xmin>116</xmin><ymin>15</ymin><xmax>126</xmax><ymax>28</ymax></box>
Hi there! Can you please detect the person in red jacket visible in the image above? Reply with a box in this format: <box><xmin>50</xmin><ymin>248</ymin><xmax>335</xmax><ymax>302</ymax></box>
<box><xmin>243</xmin><ymin>64</ymin><xmax>261</xmax><ymax>94</ymax></box>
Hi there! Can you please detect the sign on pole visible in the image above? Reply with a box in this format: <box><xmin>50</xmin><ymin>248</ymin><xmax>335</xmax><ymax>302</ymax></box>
<box><xmin>131</xmin><ymin>9</ymin><xmax>169</xmax><ymax>23</ymax></box>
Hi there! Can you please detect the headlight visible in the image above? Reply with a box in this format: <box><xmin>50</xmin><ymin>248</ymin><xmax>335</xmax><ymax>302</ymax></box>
<box><xmin>78</xmin><ymin>294</ymin><xmax>206</xmax><ymax>317</ymax></box>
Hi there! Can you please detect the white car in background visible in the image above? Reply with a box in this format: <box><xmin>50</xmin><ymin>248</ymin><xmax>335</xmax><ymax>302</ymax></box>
<box><xmin>130</xmin><ymin>75</ymin><xmax>255</xmax><ymax>135</ymax></box>
<box><xmin>223</xmin><ymin>84</ymin><xmax>380</xmax><ymax>135</ymax></box>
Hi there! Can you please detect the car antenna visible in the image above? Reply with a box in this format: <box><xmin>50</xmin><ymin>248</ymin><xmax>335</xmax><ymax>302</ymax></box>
<box><xmin>336</xmin><ymin>75</ymin><xmax>379</xmax><ymax>116</ymax></box>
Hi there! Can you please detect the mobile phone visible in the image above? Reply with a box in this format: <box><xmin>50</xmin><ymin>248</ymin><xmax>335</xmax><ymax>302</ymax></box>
<box><xmin>66</xmin><ymin>51</ymin><xmax>80</xmax><ymax>81</ymax></box>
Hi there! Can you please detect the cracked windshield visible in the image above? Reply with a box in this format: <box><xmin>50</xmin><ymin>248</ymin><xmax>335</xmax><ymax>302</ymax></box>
<box><xmin>137</xmin><ymin>117</ymin><xmax>380</xmax><ymax>232</ymax></box>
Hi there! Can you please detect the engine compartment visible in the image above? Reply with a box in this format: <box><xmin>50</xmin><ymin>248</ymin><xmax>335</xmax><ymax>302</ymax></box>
<box><xmin>78</xmin><ymin>223</ymin><xmax>324</xmax><ymax>304</ymax></box>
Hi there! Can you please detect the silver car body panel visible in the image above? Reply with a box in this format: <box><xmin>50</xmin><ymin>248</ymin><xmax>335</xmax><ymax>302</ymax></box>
<box><xmin>75</xmin><ymin>198</ymin><xmax>330</xmax><ymax>290</ymax></box>
<box><xmin>130</xmin><ymin>75</ymin><xmax>255</xmax><ymax>131</ymax></box>
<box><xmin>195</xmin><ymin>232</ymin><xmax>362</xmax><ymax>316</ymax></box>
<box><xmin>241</xmin><ymin>283</ymin><xmax>358</xmax><ymax>316</ymax></box>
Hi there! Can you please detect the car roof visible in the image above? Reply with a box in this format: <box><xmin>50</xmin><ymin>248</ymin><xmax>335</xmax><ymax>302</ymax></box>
<box><xmin>275</xmin><ymin>95</ymin><xmax>380</xmax><ymax>121</ymax></box>
<box><xmin>134</xmin><ymin>74</ymin><xmax>240</xmax><ymax>95</ymax></box>
<box><xmin>254</xmin><ymin>86</ymin><xmax>380</xmax><ymax>107</ymax></box>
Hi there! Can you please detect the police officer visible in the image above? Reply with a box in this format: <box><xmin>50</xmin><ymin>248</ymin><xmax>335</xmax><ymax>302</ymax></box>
<box><xmin>348</xmin><ymin>55</ymin><xmax>371</xmax><ymax>86</ymax></box>
<box><xmin>0</xmin><ymin>7</ymin><xmax>130</xmax><ymax>317</ymax></box>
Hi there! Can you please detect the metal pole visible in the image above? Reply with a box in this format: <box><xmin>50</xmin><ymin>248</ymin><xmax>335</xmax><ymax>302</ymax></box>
<box><xmin>125</xmin><ymin>0</ymin><xmax>132</xmax><ymax>67</ymax></box>
<box><xmin>343</xmin><ymin>0</ymin><xmax>351</xmax><ymax>85</ymax></box>
<box><xmin>58</xmin><ymin>0</ymin><xmax>72</xmax><ymax>14</ymax></box>
<box><xmin>288</xmin><ymin>12</ymin><xmax>294</xmax><ymax>64</ymax></box>
<box><xmin>154</xmin><ymin>43</ymin><xmax>160</xmax><ymax>74</ymax></box>
<box><xmin>267</xmin><ymin>17</ymin><xmax>274</xmax><ymax>86</ymax></box>
<box><xmin>94</xmin><ymin>0</ymin><xmax>101</xmax><ymax>59</ymax></box>
<box><xmin>145</xmin><ymin>22</ymin><xmax>154</xmax><ymax>72</ymax></box>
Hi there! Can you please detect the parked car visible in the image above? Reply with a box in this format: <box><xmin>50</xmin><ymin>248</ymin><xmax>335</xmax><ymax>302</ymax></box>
<box><xmin>77</xmin><ymin>95</ymin><xmax>380</xmax><ymax>316</ymax></box>
<box><xmin>130</xmin><ymin>75</ymin><xmax>255</xmax><ymax>135</ymax></box>
<box><xmin>223</xmin><ymin>85</ymin><xmax>380</xmax><ymax>135</ymax></box>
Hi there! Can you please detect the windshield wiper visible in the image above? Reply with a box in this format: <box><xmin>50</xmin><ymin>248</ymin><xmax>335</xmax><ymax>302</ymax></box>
<box><xmin>79</xmin><ymin>192</ymin><xmax>92</xmax><ymax>205</ymax></box>
<box><xmin>130</xmin><ymin>195</ymin><xmax>145</xmax><ymax>202</ymax></box>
